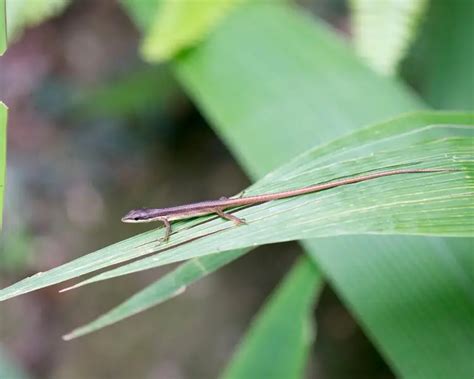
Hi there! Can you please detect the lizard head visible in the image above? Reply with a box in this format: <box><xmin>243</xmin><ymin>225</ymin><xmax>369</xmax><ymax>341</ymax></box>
<box><xmin>121</xmin><ymin>208</ymin><xmax>155</xmax><ymax>223</ymax></box>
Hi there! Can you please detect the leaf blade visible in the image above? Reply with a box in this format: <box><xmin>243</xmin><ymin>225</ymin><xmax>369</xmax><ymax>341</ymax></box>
<box><xmin>221</xmin><ymin>256</ymin><xmax>322</xmax><ymax>379</ymax></box>
<box><xmin>170</xmin><ymin>5</ymin><xmax>474</xmax><ymax>377</ymax></box>
<box><xmin>62</xmin><ymin>249</ymin><xmax>248</xmax><ymax>340</ymax></box>
<box><xmin>0</xmin><ymin>112</ymin><xmax>469</xmax><ymax>303</ymax></box>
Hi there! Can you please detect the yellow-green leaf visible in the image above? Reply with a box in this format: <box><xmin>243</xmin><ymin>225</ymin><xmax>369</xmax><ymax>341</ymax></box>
<box><xmin>141</xmin><ymin>0</ymin><xmax>245</xmax><ymax>62</ymax></box>
<box><xmin>6</xmin><ymin>0</ymin><xmax>71</xmax><ymax>41</ymax></box>
<box><xmin>351</xmin><ymin>0</ymin><xmax>428</xmax><ymax>75</ymax></box>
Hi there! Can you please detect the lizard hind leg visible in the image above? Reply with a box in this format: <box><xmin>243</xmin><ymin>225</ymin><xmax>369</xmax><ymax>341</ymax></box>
<box><xmin>214</xmin><ymin>208</ymin><xmax>246</xmax><ymax>225</ymax></box>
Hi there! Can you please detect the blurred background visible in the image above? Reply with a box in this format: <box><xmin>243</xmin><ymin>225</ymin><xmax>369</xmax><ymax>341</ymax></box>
<box><xmin>0</xmin><ymin>0</ymin><xmax>471</xmax><ymax>378</ymax></box>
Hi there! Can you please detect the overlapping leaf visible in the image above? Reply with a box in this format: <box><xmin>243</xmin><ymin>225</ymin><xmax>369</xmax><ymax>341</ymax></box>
<box><xmin>221</xmin><ymin>256</ymin><xmax>322</xmax><ymax>379</ymax></box>
<box><xmin>172</xmin><ymin>5</ymin><xmax>474</xmax><ymax>376</ymax></box>
<box><xmin>62</xmin><ymin>249</ymin><xmax>248</xmax><ymax>340</ymax></box>
<box><xmin>0</xmin><ymin>112</ymin><xmax>471</xmax><ymax>304</ymax></box>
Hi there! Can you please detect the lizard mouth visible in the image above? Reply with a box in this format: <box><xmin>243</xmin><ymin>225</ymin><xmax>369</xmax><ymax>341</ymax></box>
<box><xmin>121</xmin><ymin>213</ymin><xmax>141</xmax><ymax>223</ymax></box>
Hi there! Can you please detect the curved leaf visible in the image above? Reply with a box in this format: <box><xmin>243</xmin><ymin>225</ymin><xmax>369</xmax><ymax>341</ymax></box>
<box><xmin>221</xmin><ymin>256</ymin><xmax>322</xmax><ymax>379</ymax></box>
<box><xmin>62</xmin><ymin>249</ymin><xmax>248</xmax><ymax>340</ymax></box>
<box><xmin>57</xmin><ymin>116</ymin><xmax>474</xmax><ymax>291</ymax></box>
<box><xmin>0</xmin><ymin>112</ymin><xmax>471</xmax><ymax>302</ymax></box>
<box><xmin>172</xmin><ymin>6</ymin><xmax>474</xmax><ymax>376</ymax></box>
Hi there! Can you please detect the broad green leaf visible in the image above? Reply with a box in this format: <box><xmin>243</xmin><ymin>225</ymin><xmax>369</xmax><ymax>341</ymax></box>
<box><xmin>62</xmin><ymin>249</ymin><xmax>248</xmax><ymax>340</ymax></box>
<box><xmin>221</xmin><ymin>256</ymin><xmax>322</xmax><ymax>379</ymax></box>
<box><xmin>0</xmin><ymin>0</ymin><xmax>6</xmax><ymax>54</ymax></box>
<box><xmin>140</xmin><ymin>0</ymin><xmax>245</xmax><ymax>62</ymax></box>
<box><xmin>0</xmin><ymin>112</ymin><xmax>470</xmax><ymax>303</ymax></box>
<box><xmin>307</xmin><ymin>235</ymin><xmax>474</xmax><ymax>378</ymax></box>
<box><xmin>0</xmin><ymin>102</ymin><xmax>7</xmax><ymax>229</ymax></box>
<box><xmin>171</xmin><ymin>4</ymin><xmax>474</xmax><ymax>377</ymax></box>
<box><xmin>402</xmin><ymin>0</ymin><xmax>474</xmax><ymax>110</ymax></box>
<box><xmin>350</xmin><ymin>0</ymin><xmax>428</xmax><ymax>75</ymax></box>
<box><xmin>175</xmin><ymin>4</ymin><xmax>424</xmax><ymax>178</ymax></box>
<box><xmin>6</xmin><ymin>0</ymin><xmax>71</xmax><ymax>41</ymax></box>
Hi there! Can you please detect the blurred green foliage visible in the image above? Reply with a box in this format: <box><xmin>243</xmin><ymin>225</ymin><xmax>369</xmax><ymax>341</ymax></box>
<box><xmin>351</xmin><ymin>0</ymin><xmax>428</xmax><ymax>75</ymax></box>
<box><xmin>6</xmin><ymin>0</ymin><xmax>70</xmax><ymax>41</ymax></box>
<box><xmin>140</xmin><ymin>0</ymin><xmax>246</xmax><ymax>62</ymax></box>
<box><xmin>402</xmin><ymin>0</ymin><xmax>474</xmax><ymax>110</ymax></box>
<box><xmin>1</xmin><ymin>0</ymin><xmax>473</xmax><ymax>378</ymax></box>
<box><xmin>222</xmin><ymin>256</ymin><xmax>322</xmax><ymax>379</ymax></box>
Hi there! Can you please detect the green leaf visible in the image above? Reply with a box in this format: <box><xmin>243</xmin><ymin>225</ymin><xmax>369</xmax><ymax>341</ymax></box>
<box><xmin>0</xmin><ymin>112</ymin><xmax>471</xmax><ymax>303</ymax></box>
<box><xmin>140</xmin><ymin>0</ymin><xmax>245</xmax><ymax>62</ymax></box>
<box><xmin>171</xmin><ymin>4</ymin><xmax>474</xmax><ymax>377</ymax></box>
<box><xmin>175</xmin><ymin>4</ymin><xmax>425</xmax><ymax>178</ymax></box>
<box><xmin>0</xmin><ymin>0</ymin><xmax>6</xmax><ymax>54</ymax></box>
<box><xmin>402</xmin><ymin>0</ymin><xmax>474</xmax><ymax>110</ymax></box>
<box><xmin>62</xmin><ymin>249</ymin><xmax>248</xmax><ymax>340</ymax></box>
<box><xmin>350</xmin><ymin>0</ymin><xmax>428</xmax><ymax>75</ymax></box>
<box><xmin>307</xmin><ymin>235</ymin><xmax>474</xmax><ymax>378</ymax></box>
<box><xmin>119</xmin><ymin>0</ymin><xmax>159</xmax><ymax>32</ymax></box>
<box><xmin>55</xmin><ymin>115</ymin><xmax>474</xmax><ymax>292</ymax></box>
<box><xmin>6</xmin><ymin>0</ymin><xmax>71</xmax><ymax>41</ymax></box>
<box><xmin>0</xmin><ymin>102</ymin><xmax>7</xmax><ymax>230</ymax></box>
<box><xmin>221</xmin><ymin>256</ymin><xmax>322</xmax><ymax>379</ymax></box>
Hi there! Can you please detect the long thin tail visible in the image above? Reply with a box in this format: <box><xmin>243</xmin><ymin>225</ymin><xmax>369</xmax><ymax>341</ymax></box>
<box><xmin>230</xmin><ymin>167</ymin><xmax>458</xmax><ymax>205</ymax></box>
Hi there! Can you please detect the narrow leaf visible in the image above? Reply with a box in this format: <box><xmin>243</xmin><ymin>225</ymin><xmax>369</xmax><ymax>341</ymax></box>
<box><xmin>221</xmin><ymin>256</ymin><xmax>322</xmax><ymax>379</ymax></box>
<box><xmin>62</xmin><ymin>249</ymin><xmax>247</xmax><ymax>340</ymax></box>
<box><xmin>0</xmin><ymin>112</ymin><xmax>469</xmax><ymax>303</ymax></box>
<box><xmin>56</xmin><ymin>116</ymin><xmax>474</xmax><ymax>291</ymax></box>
